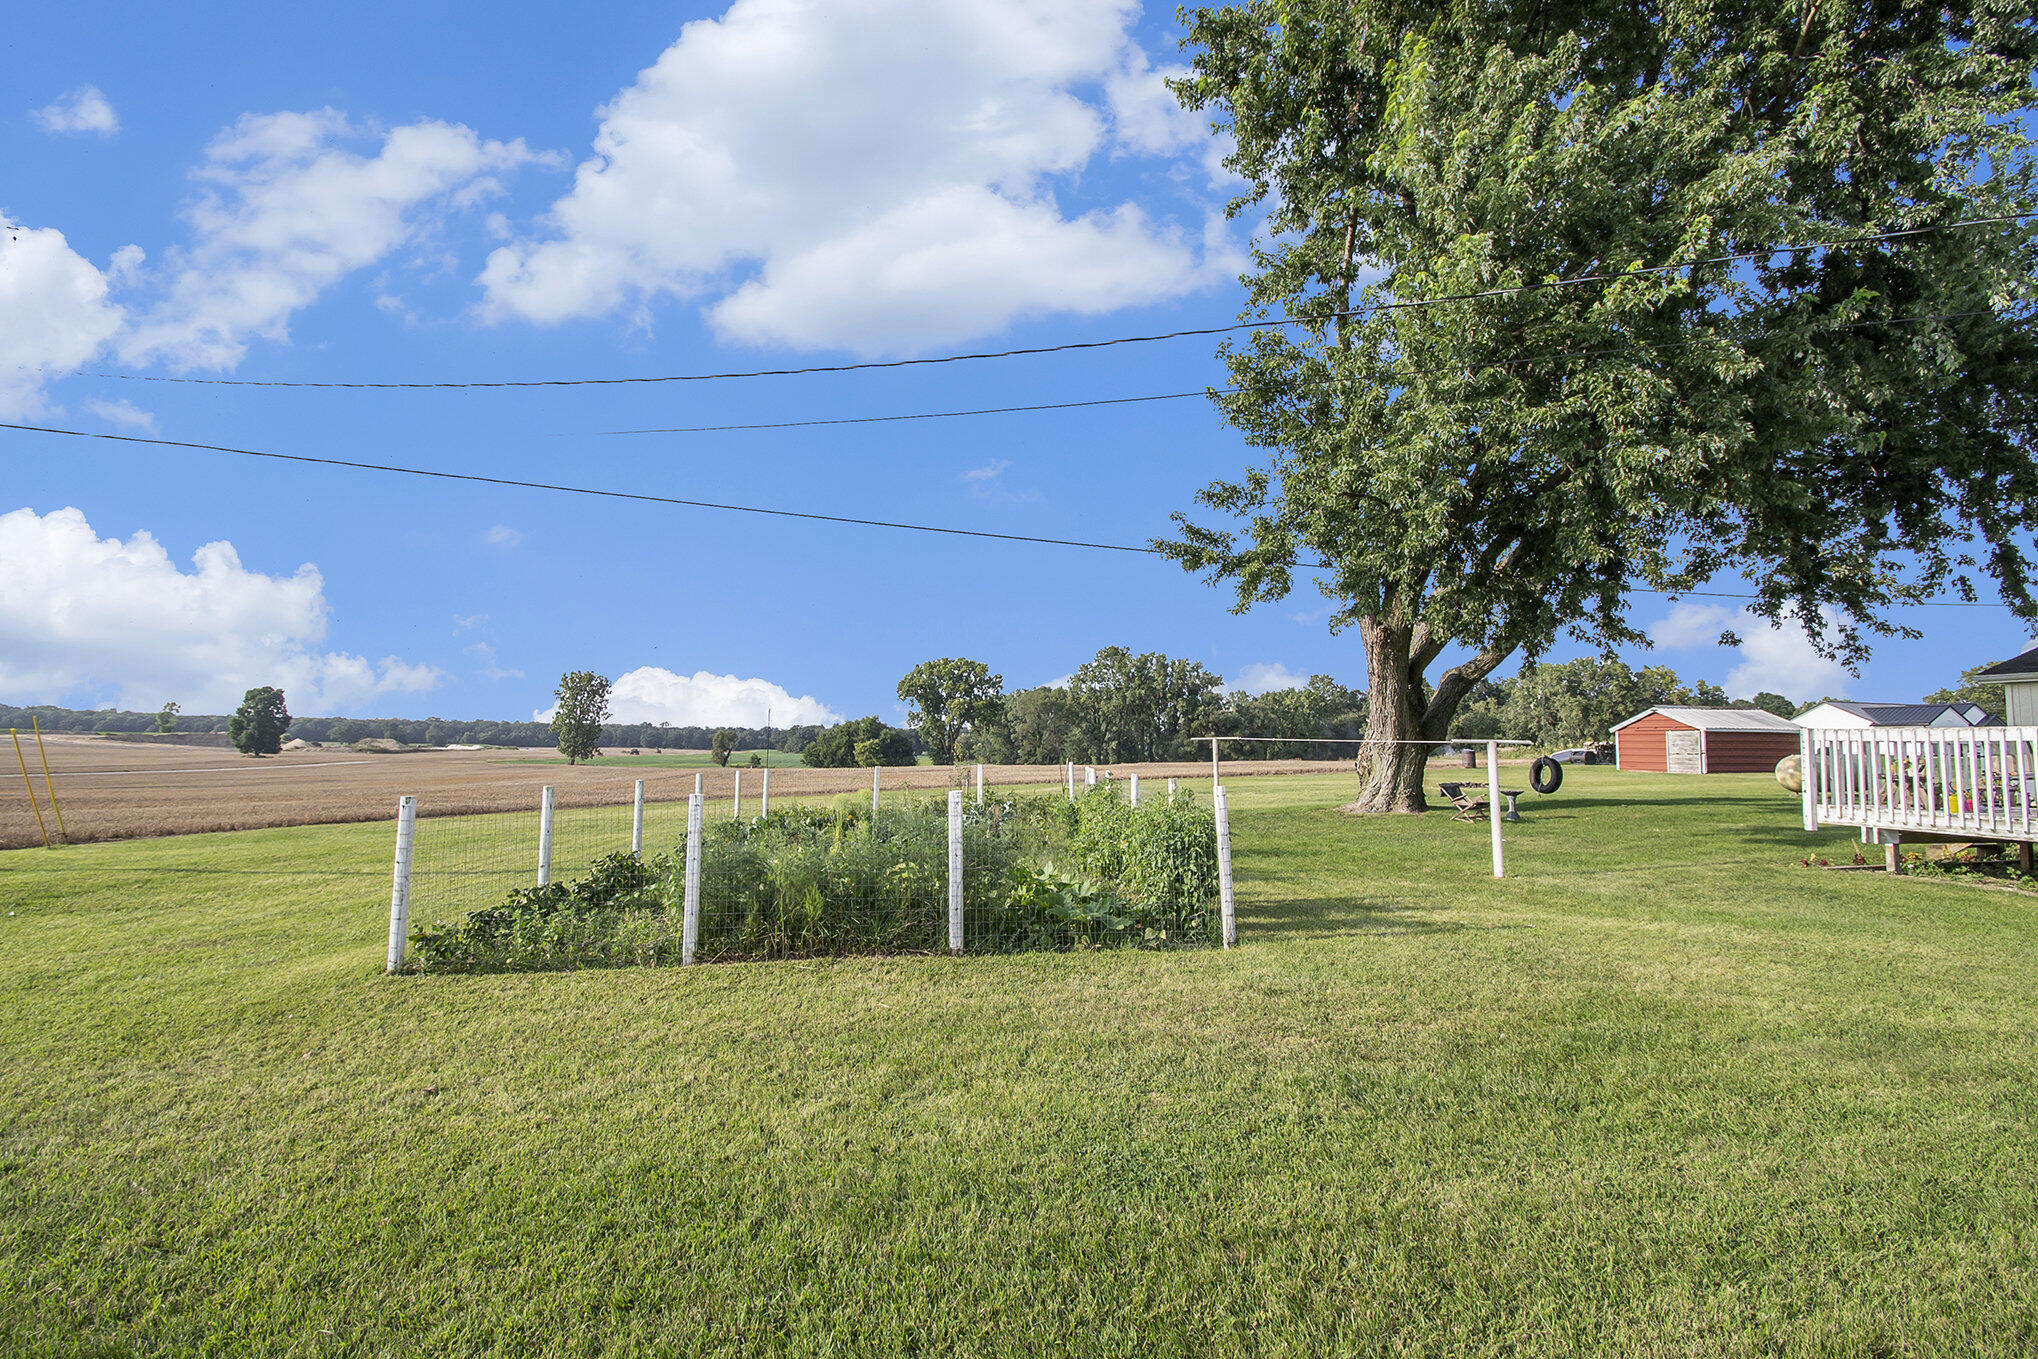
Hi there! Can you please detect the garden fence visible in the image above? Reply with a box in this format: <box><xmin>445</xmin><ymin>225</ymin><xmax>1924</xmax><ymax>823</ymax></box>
<box><xmin>387</xmin><ymin>767</ymin><xmax>1236</xmax><ymax>973</ymax></box>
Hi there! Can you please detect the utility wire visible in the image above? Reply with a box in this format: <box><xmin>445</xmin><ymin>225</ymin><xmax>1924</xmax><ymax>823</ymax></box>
<box><xmin>583</xmin><ymin>309</ymin><xmax>2010</xmax><ymax>437</ymax></box>
<box><xmin>0</xmin><ymin>418</ymin><xmax>2009</xmax><ymax>606</ymax></box>
<box><xmin>43</xmin><ymin>213</ymin><xmax>2038</xmax><ymax>391</ymax></box>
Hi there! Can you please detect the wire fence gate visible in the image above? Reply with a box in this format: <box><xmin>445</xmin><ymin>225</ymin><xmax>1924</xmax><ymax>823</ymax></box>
<box><xmin>385</xmin><ymin>768</ymin><xmax>1238</xmax><ymax>973</ymax></box>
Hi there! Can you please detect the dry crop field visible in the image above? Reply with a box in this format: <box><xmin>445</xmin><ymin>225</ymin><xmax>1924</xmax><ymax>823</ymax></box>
<box><xmin>0</xmin><ymin>735</ymin><xmax>1359</xmax><ymax>850</ymax></box>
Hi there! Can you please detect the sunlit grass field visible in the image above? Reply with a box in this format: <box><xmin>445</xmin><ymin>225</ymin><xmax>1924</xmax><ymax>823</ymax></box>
<box><xmin>3</xmin><ymin>768</ymin><xmax>2034</xmax><ymax>1355</ymax></box>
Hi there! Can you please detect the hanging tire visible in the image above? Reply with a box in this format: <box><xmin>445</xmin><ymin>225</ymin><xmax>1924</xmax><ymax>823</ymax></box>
<box><xmin>1529</xmin><ymin>756</ymin><xmax>1563</xmax><ymax>794</ymax></box>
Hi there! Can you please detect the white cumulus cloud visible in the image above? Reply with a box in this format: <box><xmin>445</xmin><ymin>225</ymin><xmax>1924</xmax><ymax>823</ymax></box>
<box><xmin>0</xmin><ymin>506</ymin><xmax>443</xmax><ymax>713</ymax></box>
<box><xmin>120</xmin><ymin>110</ymin><xmax>549</xmax><ymax>371</ymax></box>
<box><xmin>534</xmin><ymin>667</ymin><xmax>840</xmax><ymax>728</ymax></box>
<box><xmin>1649</xmin><ymin>602</ymin><xmax>1850</xmax><ymax>700</ymax></box>
<box><xmin>1225</xmin><ymin>661</ymin><xmax>1308</xmax><ymax>695</ymax></box>
<box><xmin>0</xmin><ymin>219</ymin><xmax>129</xmax><ymax>417</ymax></box>
<box><xmin>32</xmin><ymin>86</ymin><xmax>119</xmax><ymax>137</ymax></box>
<box><xmin>479</xmin><ymin>0</ymin><xmax>1225</xmax><ymax>352</ymax></box>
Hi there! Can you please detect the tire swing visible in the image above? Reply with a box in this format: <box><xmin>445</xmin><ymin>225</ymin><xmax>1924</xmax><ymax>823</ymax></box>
<box><xmin>1529</xmin><ymin>756</ymin><xmax>1564</xmax><ymax>795</ymax></box>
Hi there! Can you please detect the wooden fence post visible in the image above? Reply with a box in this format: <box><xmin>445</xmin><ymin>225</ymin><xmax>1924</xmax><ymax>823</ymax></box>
<box><xmin>1214</xmin><ymin>785</ymin><xmax>1237</xmax><ymax>949</ymax></box>
<box><xmin>682</xmin><ymin>793</ymin><xmax>703</xmax><ymax>966</ymax></box>
<box><xmin>537</xmin><ymin>785</ymin><xmax>555</xmax><ymax>886</ymax></box>
<box><xmin>947</xmin><ymin>790</ymin><xmax>964</xmax><ymax>956</ymax></box>
<box><xmin>385</xmin><ymin>795</ymin><xmax>417</xmax><ymax>974</ymax></box>
<box><xmin>631</xmin><ymin>779</ymin><xmax>645</xmax><ymax>856</ymax></box>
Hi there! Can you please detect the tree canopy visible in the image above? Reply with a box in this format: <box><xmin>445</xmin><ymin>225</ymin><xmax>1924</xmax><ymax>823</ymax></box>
<box><xmin>550</xmin><ymin>671</ymin><xmax>612</xmax><ymax>765</ymax></box>
<box><xmin>1162</xmin><ymin>0</ymin><xmax>2038</xmax><ymax>810</ymax></box>
<box><xmin>896</xmin><ymin>657</ymin><xmax>1005</xmax><ymax>766</ymax></box>
<box><xmin>228</xmin><ymin>687</ymin><xmax>289</xmax><ymax>757</ymax></box>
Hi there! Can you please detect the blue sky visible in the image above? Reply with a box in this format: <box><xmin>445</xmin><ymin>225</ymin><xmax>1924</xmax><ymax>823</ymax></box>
<box><xmin>0</xmin><ymin>1</ymin><xmax>2025</xmax><ymax>728</ymax></box>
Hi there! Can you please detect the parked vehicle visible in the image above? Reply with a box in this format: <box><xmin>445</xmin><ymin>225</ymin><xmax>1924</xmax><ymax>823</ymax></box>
<box><xmin>1548</xmin><ymin>747</ymin><xmax>1602</xmax><ymax>765</ymax></box>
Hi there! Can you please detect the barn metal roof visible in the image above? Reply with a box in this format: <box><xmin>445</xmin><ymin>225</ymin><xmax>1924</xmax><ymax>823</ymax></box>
<box><xmin>1608</xmin><ymin>706</ymin><xmax>1801</xmax><ymax>734</ymax></box>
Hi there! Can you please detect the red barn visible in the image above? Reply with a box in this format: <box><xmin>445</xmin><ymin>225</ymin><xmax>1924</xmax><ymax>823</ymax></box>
<box><xmin>1610</xmin><ymin>706</ymin><xmax>1801</xmax><ymax>774</ymax></box>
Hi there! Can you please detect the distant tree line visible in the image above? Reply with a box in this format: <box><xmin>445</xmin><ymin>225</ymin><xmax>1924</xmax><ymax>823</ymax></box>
<box><xmin>0</xmin><ymin>651</ymin><xmax>1854</xmax><ymax>769</ymax></box>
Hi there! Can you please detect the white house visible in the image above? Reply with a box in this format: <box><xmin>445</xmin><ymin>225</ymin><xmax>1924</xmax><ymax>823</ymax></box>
<box><xmin>1974</xmin><ymin>645</ymin><xmax>2038</xmax><ymax>725</ymax></box>
<box><xmin>1791</xmin><ymin>700</ymin><xmax>1996</xmax><ymax>730</ymax></box>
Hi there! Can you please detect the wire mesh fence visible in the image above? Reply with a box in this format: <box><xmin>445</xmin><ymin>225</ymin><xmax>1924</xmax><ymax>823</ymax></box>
<box><xmin>394</xmin><ymin>774</ymin><xmax>1235</xmax><ymax>974</ymax></box>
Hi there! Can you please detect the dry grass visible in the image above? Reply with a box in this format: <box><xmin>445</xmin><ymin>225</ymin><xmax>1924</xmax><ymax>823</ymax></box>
<box><xmin>0</xmin><ymin>736</ymin><xmax>1366</xmax><ymax>850</ymax></box>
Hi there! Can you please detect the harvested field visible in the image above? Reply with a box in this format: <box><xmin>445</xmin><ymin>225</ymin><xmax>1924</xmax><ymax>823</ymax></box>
<box><xmin>0</xmin><ymin>735</ymin><xmax>1384</xmax><ymax>850</ymax></box>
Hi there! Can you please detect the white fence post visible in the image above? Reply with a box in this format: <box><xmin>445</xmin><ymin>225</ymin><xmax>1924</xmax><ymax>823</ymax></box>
<box><xmin>1214</xmin><ymin>785</ymin><xmax>1237</xmax><ymax>949</ymax></box>
<box><xmin>682</xmin><ymin>793</ymin><xmax>703</xmax><ymax>966</ymax></box>
<box><xmin>1066</xmin><ymin>762</ymin><xmax>1075</xmax><ymax>802</ymax></box>
<box><xmin>536</xmin><ymin>785</ymin><xmax>554</xmax><ymax>886</ymax></box>
<box><xmin>631</xmin><ymin>779</ymin><xmax>645</xmax><ymax>856</ymax></box>
<box><xmin>761</xmin><ymin>766</ymin><xmax>770</xmax><ymax>818</ymax></box>
<box><xmin>872</xmin><ymin>765</ymin><xmax>880</xmax><ymax>815</ymax></box>
<box><xmin>385</xmin><ymin>795</ymin><xmax>416</xmax><ymax>974</ymax></box>
<box><xmin>974</xmin><ymin>762</ymin><xmax>984</xmax><ymax>806</ymax></box>
<box><xmin>1800</xmin><ymin>728</ymin><xmax>1816</xmax><ymax>832</ymax></box>
<box><xmin>1129</xmin><ymin>773</ymin><xmax>1140</xmax><ymax>807</ymax></box>
<box><xmin>1086</xmin><ymin>766</ymin><xmax>1097</xmax><ymax>787</ymax></box>
<box><xmin>1168</xmin><ymin>777</ymin><xmax>1178</xmax><ymax>803</ymax></box>
<box><xmin>694</xmin><ymin>772</ymin><xmax>702</xmax><ymax>797</ymax></box>
<box><xmin>947</xmin><ymin>790</ymin><xmax>964</xmax><ymax>956</ymax></box>
<box><xmin>1486</xmin><ymin>741</ymin><xmax>1504</xmax><ymax>879</ymax></box>
<box><xmin>732</xmin><ymin>769</ymin><xmax>742</xmax><ymax>820</ymax></box>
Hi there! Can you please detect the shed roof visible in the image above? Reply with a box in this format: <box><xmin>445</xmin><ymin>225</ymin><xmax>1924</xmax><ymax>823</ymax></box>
<box><xmin>1609</xmin><ymin>706</ymin><xmax>1800</xmax><ymax>734</ymax></box>
<box><xmin>1975</xmin><ymin>644</ymin><xmax>2038</xmax><ymax>681</ymax></box>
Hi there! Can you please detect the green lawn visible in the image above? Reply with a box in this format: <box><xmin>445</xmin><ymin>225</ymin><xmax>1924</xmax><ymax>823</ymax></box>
<box><xmin>3</xmin><ymin>769</ymin><xmax>2035</xmax><ymax>1355</ymax></box>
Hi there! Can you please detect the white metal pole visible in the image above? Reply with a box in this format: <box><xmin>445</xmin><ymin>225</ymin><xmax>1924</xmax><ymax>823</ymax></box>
<box><xmin>872</xmin><ymin>764</ymin><xmax>880</xmax><ymax>815</ymax></box>
<box><xmin>1129</xmin><ymin>773</ymin><xmax>1140</xmax><ymax>807</ymax></box>
<box><xmin>761</xmin><ymin>767</ymin><xmax>770</xmax><ymax>818</ymax></box>
<box><xmin>1486</xmin><ymin>741</ymin><xmax>1504</xmax><ymax>878</ymax></box>
<box><xmin>947</xmin><ymin>790</ymin><xmax>964</xmax><ymax>956</ymax></box>
<box><xmin>631</xmin><ymin>779</ymin><xmax>645</xmax><ymax>855</ymax></box>
<box><xmin>537</xmin><ymin>785</ymin><xmax>555</xmax><ymax>886</ymax></box>
<box><xmin>732</xmin><ymin>768</ymin><xmax>741</xmax><ymax>820</ymax></box>
<box><xmin>385</xmin><ymin>795</ymin><xmax>416</xmax><ymax>974</ymax></box>
<box><xmin>1211</xmin><ymin>738</ymin><xmax>1220</xmax><ymax>792</ymax></box>
<box><xmin>693</xmin><ymin>772</ymin><xmax>702</xmax><ymax>797</ymax></box>
<box><xmin>1214</xmin><ymin>785</ymin><xmax>1236</xmax><ymax>949</ymax></box>
<box><xmin>1066</xmin><ymin>762</ymin><xmax>1075</xmax><ymax>801</ymax></box>
<box><xmin>1168</xmin><ymin>777</ymin><xmax>1178</xmax><ymax>803</ymax></box>
<box><xmin>974</xmin><ymin>763</ymin><xmax>984</xmax><ymax>806</ymax></box>
<box><xmin>681</xmin><ymin>793</ymin><xmax>702</xmax><ymax>965</ymax></box>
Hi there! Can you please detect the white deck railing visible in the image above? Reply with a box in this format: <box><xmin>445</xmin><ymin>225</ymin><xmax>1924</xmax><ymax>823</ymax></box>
<box><xmin>1801</xmin><ymin>725</ymin><xmax>2038</xmax><ymax>840</ymax></box>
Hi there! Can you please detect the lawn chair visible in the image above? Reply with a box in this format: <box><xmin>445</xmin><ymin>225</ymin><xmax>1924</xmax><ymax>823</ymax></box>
<box><xmin>1436</xmin><ymin>781</ymin><xmax>1489</xmax><ymax>822</ymax></box>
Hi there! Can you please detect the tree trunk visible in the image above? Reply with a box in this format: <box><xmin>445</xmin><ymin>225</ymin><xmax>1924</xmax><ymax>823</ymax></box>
<box><xmin>1349</xmin><ymin>617</ymin><xmax>1512</xmax><ymax>814</ymax></box>
<box><xmin>1351</xmin><ymin>618</ymin><xmax>1435</xmax><ymax>812</ymax></box>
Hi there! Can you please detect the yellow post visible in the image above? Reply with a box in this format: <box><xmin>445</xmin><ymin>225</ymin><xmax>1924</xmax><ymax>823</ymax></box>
<box><xmin>31</xmin><ymin>717</ymin><xmax>66</xmax><ymax>843</ymax></box>
<box><xmin>10</xmin><ymin>729</ymin><xmax>51</xmax><ymax>849</ymax></box>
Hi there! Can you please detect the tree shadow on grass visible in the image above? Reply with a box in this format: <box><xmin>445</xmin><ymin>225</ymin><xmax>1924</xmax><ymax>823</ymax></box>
<box><xmin>1238</xmin><ymin>889</ymin><xmax>1527</xmax><ymax>938</ymax></box>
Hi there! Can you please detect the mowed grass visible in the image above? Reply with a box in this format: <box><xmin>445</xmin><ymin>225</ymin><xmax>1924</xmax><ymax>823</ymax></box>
<box><xmin>2</xmin><ymin>769</ymin><xmax>2035</xmax><ymax>1356</ymax></box>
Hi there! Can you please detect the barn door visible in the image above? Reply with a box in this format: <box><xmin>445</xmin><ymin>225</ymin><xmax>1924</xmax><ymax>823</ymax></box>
<box><xmin>1665</xmin><ymin>730</ymin><xmax>1703</xmax><ymax>774</ymax></box>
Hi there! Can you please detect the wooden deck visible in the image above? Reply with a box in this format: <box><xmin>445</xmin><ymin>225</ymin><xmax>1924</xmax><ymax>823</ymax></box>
<box><xmin>1801</xmin><ymin>724</ymin><xmax>2038</xmax><ymax>845</ymax></box>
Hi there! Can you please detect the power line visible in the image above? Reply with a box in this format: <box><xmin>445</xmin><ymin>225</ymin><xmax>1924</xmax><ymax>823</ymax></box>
<box><xmin>581</xmin><ymin>309</ymin><xmax>2009</xmax><ymax>437</ymax></box>
<box><xmin>46</xmin><ymin>213</ymin><xmax>2038</xmax><ymax>392</ymax></box>
<box><xmin>0</xmin><ymin>418</ymin><xmax>2009</xmax><ymax>607</ymax></box>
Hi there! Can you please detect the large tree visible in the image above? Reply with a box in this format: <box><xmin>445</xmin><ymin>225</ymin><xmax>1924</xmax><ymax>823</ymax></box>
<box><xmin>1069</xmin><ymin>647</ymin><xmax>1225</xmax><ymax>763</ymax></box>
<box><xmin>550</xmin><ymin>671</ymin><xmax>611</xmax><ymax>765</ymax></box>
<box><xmin>228</xmin><ymin>687</ymin><xmax>289</xmax><ymax>757</ymax></box>
<box><xmin>1162</xmin><ymin>0</ymin><xmax>2038</xmax><ymax>811</ymax></box>
<box><xmin>896</xmin><ymin>657</ymin><xmax>1005</xmax><ymax>766</ymax></box>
